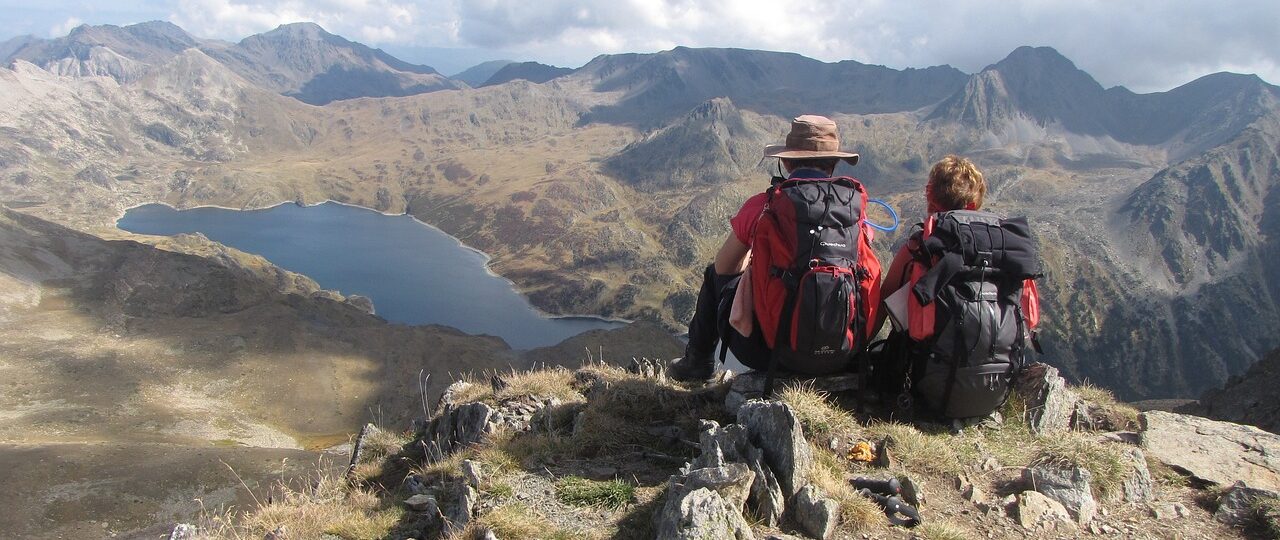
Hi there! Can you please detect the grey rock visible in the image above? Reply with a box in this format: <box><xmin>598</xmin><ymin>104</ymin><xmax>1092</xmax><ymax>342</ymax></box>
<box><xmin>1014</xmin><ymin>363</ymin><xmax>1081</xmax><ymax>434</ymax></box>
<box><xmin>1015</xmin><ymin>490</ymin><xmax>1072</xmax><ymax>529</ymax></box>
<box><xmin>405</xmin><ymin>494</ymin><xmax>438</xmax><ymax>513</ymax></box>
<box><xmin>793</xmin><ymin>484</ymin><xmax>839</xmax><ymax>540</ymax></box>
<box><xmin>1120</xmin><ymin>448</ymin><xmax>1155</xmax><ymax>502</ymax></box>
<box><xmin>678</xmin><ymin>464</ymin><xmax>756</xmax><ymax>513</ymax></box>
<box><xmin>265</xmin><ymin>526</ymin><xmax>286</xmax><ymax>540</ymax></box>
<box><xmin>900</xmin><ymin>476</ymin><xmax>926</xmax><ymax>507</ymax></box>
<box><xmin>443</xmin><ymin>482</ymin><xmax>478</xmax><ymax>531</ymax></box>
<box><xmin>963</xmin><ymin>482</ymin><xmax>986</xmax><ymax>503</ymax></box>
<box><xmin>1214</xmin><ymin>480</ymin><xmax>1280</xmax><ymax>526</ymax></box>
<box><xmin>480</xmin><ymin>529</ymin><xmax>500</xmax><ymax>540</ymax></box>
<box><xmin>167</xmin><ymin>524</ymin><xmax>197</xmax><ymax>540</ymax></box>
<box><xmin>345</xmin><ymin>294</ymin><xmax>374</xmax><ymax>314</ymax></box>
<box><xmin>1141</xmin><ymin>410</ymin><xmax>1280</xmax><ymax>491</ymax></box>
<box><xmin>737</xmin><ymin>400</ymin><xmax>813</xmax><ymax>498</ymax></box>
<box><xmin>461</xmin><ymin>459</ymin><xmax>483</xmax><ymax>488</ymax></box>
<box><xmin>693</xmin><ymin>420</ymin><xmax>783</xmax><ymax>525</ymax></box>
<box><xmin>1149</xmin><ymin>502</ymin><xmax>1190</xmax><ymax>519</ymax></box>
<box><xmin>1024</xmin><ymin>464</ymin><xmax>1097</xmax><ymax>524</ymax></box>
<box><xmin>654</xmin><ymin>487</ymin><xmax>755</xmax><ymax>540</ymax></box>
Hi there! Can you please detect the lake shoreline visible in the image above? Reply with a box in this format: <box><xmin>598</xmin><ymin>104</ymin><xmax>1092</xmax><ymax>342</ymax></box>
<box><xmin>112</xmin><ymin>200</ymin><xmax>632</xmax><ymax>342</ymax></box>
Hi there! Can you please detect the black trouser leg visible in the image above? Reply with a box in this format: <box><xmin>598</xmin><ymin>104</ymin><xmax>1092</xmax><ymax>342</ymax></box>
<box><xmin>685</xmin><ymin>264</ymin><xmax>723</xmax><ymax>362</ymax></box>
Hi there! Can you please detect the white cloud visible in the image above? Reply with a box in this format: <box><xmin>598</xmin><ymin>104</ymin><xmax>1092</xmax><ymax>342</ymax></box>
<box><xmin>148</xmin><ymin>0</ymin><xmax>1279</xmax><ymax>91</ymax></box>
<box><xmin>49</xmin><ymin>17</ymin><xmax>83</xmax><ymax>37</ymax></box>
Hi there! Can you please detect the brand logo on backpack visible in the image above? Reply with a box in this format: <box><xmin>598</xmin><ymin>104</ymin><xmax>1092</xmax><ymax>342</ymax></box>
<box><xmin>749</xmin><ymin>176</ymin><xmax>882</xmax><ymax>376</ymax></box>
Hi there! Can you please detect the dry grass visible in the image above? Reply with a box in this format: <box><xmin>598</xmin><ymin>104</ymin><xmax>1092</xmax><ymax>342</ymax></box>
<box><xmin>808</xmin><ymin>448</ymin><xmax>883</xmax><ymax>531</ymax></box>
<box><xmin>1075</xmin><ymin>382</ymin><xmax>1140</xmax><ymax>429</ymax></box>
<box><xmin>1031</xmin><ymin>432</ymin><xmax>1131</xmax><ymax>500</ymax></box>
<box><xmin>914</xmin><ymin>520</ymin><xmax>972</xmax><ymax>540</ymax></box>
<box><xmin>862</xmin><ymin>421</ymin><xmax>975</xmax><ymax>476</ymax></box>
<box><xmin>496</xmin><ymin>367</ymin><xmax>584</xmax><ymax>403</ymax></box>
<box><xmin>199</xmin><ymin>467</ymin><xmax>404</xmax><ymax>539</ymax></box>
<box><xmin>565</xmin><ymin>364</ymin><xmax>728</xmax><ymax>457</ymax></box>
<box><xmin>450</xmin><ymin>503</ymin><xmax>581</xmax><ymax>540</ymax></box>
<box><xmin>1257</xmin><ymin>497</ymin><xmax>1280</xmax><ymax>539</ymax></box>
<box><xmin>776</xmin><ymin>382</ymin><xmax>861</xmax><ymax>445</ymax></box>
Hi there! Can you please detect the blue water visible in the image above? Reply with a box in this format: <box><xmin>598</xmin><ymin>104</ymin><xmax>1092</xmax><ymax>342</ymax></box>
<box><xmin>117</xmin><ymin>202</ymin><xmax>624</xmax><ymax>349</ymax></box>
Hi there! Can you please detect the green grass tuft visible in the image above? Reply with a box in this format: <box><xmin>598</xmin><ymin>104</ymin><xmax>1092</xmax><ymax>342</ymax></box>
<box><xmin>554</xmin><ymin>476</ymin><xmax>635</xmax><ymax>509</ymax></box>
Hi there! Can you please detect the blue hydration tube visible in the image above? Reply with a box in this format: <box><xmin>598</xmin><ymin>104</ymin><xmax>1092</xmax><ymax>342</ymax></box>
<box><xmin>865</xmin><ymin>199</ymin><xmax>900</xmax><ymax>232</ymax></box>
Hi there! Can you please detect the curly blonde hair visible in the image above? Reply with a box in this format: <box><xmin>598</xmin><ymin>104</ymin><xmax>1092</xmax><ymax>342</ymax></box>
<box><xmin>927</xmin><ymin>155</ymin><xmax>986</xmax><ymax>210</ymax></box>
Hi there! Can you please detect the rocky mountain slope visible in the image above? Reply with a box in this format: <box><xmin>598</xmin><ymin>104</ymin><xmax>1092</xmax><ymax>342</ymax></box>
<box><xmin>481</xmin><ymin>61</ymin><xmax>574</xmax><ymax>87</ymax></box>
<box><xmin>0</xmin><ymin>206</ymin><xmax>682</xmax><ymax>538</ymax></box>
<box><xmin>1</xmin><ymin>26</ymin><xmax>1277</xmax><ymax>403</ymax></box>
<box><xmin>2</xmin><ymin>21</ymin><xmax>460</xmax><ymax>104</ymax></box>
<box><xmin>451</xmin><ymin>60</ymin><xmax>514</xmax><ymax>86</ymax></box>
<box><xmin>1189</xmin><ymin>347</ymin><xmax>1280</xmax><ymax>434</ymax></box>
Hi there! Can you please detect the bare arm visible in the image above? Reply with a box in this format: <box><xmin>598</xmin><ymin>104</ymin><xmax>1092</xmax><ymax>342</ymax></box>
<box><xmin>713</xmin><ymin>234</ymin><xmax>751</xmax><ymax>275</ymax></box>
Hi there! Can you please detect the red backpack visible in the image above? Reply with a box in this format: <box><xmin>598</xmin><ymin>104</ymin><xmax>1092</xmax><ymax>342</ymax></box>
<box><xmin>749</xmin><ymin>176</ymin><xmax>882</xmax><ymax>381</ymax></box>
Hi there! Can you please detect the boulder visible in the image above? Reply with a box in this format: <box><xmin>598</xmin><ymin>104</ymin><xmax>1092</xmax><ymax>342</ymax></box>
<box><xmin>678</xmin><ymin>464</ymin><xmax>756</xmax><ymax>513</ymax></box>
<box><xmin>654</xmin><ymin>487</ymin><xmax>755</xmax><ymax>540</ymax></box>
<box><xmin>1214</xmin><ymin>480</ymin><xmax>1280</xmax><ymax>526</ymax></box>
<box><xmin>1140</xmin><ymin>411</ymin><xmax>1280</xmax><ymax>491</ymax></box>
<box><xmin>694</xmin><ymin>420</ymin><xmax>785</xmax><ymax>525</ymax></box>
<box><xmin>1014</xmin><ymin>363</ymin><xmax>1080</xmax><ymax>434</ymax></box>
<box><xmin>1120</xmin><ymin>448</ymin><xmax>1155</xmax><ymax>502</ymax></box>
<box><xmin>737</xmin><ymin>400</ymin><xmax>813</xmax><ymax>498</ymax></box>
<box><xmin>1015</xmin><ymin>490</ymin><xmax>1073</xmax><ymax>529</ymax></box>
<box><xmin>1023</xmin><ymin>464</ymin><xmax>1097</xmax><ymax>524</ymax></box>
<box><xmin>793</xmin><ymin>484</ymin><xmax>839</xmax><ymax>540</ymax></box>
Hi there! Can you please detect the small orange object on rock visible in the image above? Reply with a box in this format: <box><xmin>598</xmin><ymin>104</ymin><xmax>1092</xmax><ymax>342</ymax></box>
<box><xmin>848</xmin><ymin>441</ymin><xmax>875</xmax><ymax>462</ymax></box>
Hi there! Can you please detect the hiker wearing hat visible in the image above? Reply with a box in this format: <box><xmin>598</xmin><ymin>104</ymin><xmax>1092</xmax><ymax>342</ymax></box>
<box><xmin>670</xmin><ymin>115</ymin><xmax>883</xmax><ymax>385</ymax></box>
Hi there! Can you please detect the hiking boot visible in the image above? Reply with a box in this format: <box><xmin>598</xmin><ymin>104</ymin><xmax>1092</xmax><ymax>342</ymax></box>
<box><xmin>667</xmin><ymin>347</ymin><xmax>716</xmax><ymax>383</ymax></box>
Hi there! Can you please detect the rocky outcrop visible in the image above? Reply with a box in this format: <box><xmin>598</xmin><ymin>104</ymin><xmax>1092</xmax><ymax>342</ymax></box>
<box><xmin>737</xmin><ymin>400</ymin><xmax>813</xmax><ymax>498</ymax></box>
<box><xmin>1024</xmin><ymin>464</ymin><xmax>1097</xmax><ymax>524</ymax></box>
<box><xmin>693</xmin><ymin>420</ymin><xmax>785</xmax><ymax>525</ymax></box>
<box><xmin>655</xmin><ymin>487</ymin><xmax>755</xmax><ymax>540</ymax></box>
<box><xmin>1015</xmin><ymin>363</ymin><xmax>1081</xmax><ymax>434</ymax></box>
<box><xmin>1140</xmin><ymin>411</ymin><xmax>1280</xmax><ymax>491</ymax></box>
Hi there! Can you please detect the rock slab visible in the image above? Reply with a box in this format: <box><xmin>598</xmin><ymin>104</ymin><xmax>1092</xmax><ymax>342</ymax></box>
<box><xmin>1141</xmin><ymin>410</ymin><xmax>1280</xmax><ymax>491</ymax></box>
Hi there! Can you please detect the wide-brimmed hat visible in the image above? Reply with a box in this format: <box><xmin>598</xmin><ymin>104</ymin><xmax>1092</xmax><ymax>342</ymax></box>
<box><xmin>763</xmin><ymin>115</ymin><xmax>859</xmax><ymax>165</ymax></box>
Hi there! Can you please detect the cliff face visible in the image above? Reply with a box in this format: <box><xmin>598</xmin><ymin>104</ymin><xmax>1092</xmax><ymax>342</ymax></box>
<box><xmin>1193</xmin><ymin>347</ymin><xmax>1280</xmax><ymax>434</ymax></box>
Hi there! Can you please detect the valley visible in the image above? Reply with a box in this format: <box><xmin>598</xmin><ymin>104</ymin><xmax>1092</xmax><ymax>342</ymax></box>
<box><xmin>1</xmin><ymin>20</ymin><xmax>1279</xmax><ymax>535</ymax></box>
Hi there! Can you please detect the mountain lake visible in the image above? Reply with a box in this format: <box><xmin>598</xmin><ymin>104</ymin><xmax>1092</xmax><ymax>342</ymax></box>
<box><xmin>117</xmin><ymin>201</ymin><xmax>625</xmax><ymax>349</ymax></box>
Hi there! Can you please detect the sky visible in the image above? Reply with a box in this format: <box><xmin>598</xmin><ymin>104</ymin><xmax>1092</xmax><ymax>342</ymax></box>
<box><xmin>1</xmin><ymin>0</ymin><xmax>1278</xmax><ymax>91</ymax></box>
